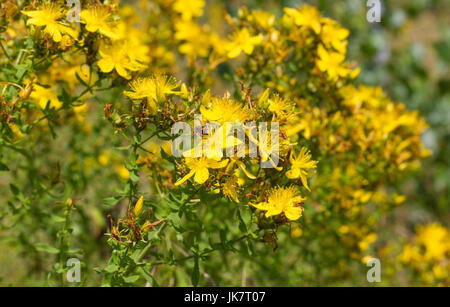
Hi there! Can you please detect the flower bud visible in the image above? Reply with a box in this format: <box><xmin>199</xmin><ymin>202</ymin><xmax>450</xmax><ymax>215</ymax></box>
<box><xmin>133</xmin><ymin>196</ymin><xmax>144</xmax><ymax>217</ymax></box>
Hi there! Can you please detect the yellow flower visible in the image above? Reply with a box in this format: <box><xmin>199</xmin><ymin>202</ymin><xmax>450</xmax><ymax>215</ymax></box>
<box><xmin>200</xmin><ymin>97</ymin><xmax>250</xmax><ymax>124</ymax></box>
<box><xmin>291</xmin><ymin>224</ymin><xmax>303</xmax><ymax>238</ymax></box>
<box><xmin>358</xmin><ymin>233</ymin><xmax>377</xmax><ymax>251</ymax></box>
<box><xmin>268</xmin><ymin>94</ymin><xmax>295</xmax><ymax>121</ymax></box>
<box><xmin>226</xmin><ymin>28</ymin><xmax>263</xmax><ymax>58</ymax></box>
<box><xmin>416</xmin><ymin>223</ymin><xmax>450</xmax><ymax>261</ymax></box>
<box><xmin>284</xmin><ymin>5</ymin><xmax>321</xmax><ymax>34</ymax></box>
<box><xmin>115</xmin><ymin>164</ymin><xmax>130</xmax><ymax>180</ymax></box>
<box><xmin>432</xmin><ymin>265</ymin><xmax>447</xmax><ymax>279</ymax></box>
<box><xmin>286</xmin><ymin>147</ymin><xmax>318</xmax><ymax>191</ymax></box>
<box><xmin>250</xmin><ymin>10</ymin><xmax>275</xmax><ymax>29</ymax></box>
<box><xmin>81</xmin><ymin>5</ymin><xmax>119</xmax><ymax>40</ymax></box>
<box><xmin>97</xmin><ymin>41</ymin><xmax>144</xmax><ymax>79</ymax></box>
<box><xmin>401</xmin><ymin>244</ymin><xmax>421</xmax><ymax>263</ymax></box>
<box><xmin>175</xmin><ymin>20</ymin><xmax>212</xmax><ymax>58</ymax></box>
<box><xmin>340</xmin><ymin>85</ymin><xmax>384</xmax><ymax>109</ymax></box>
<box><xmin>98</xmin><ymin>151</ymin><xmax>111</xmax><ymax>166</ymax></box>
<box><xmin>258</xmin><ymin>88</ymin><xmax>270</xmax><ymax>108</ymax></box>
<box><xmin>123</xmin><ymin>74</ymin><xmax>180</xmax><ymax>112</ymax></box>
<box><xmin>226</xmin><ymin>158</ymin><xmax>256</xmax><ymax>180</ymax></box>
<box><xmin>173</xmin><ymin>0</ymin><xmax>205</xmax><ymax>21</ymax></box>
<box><xmin>320</xmin><ymin>18</ymin><xmax>349</xmax><ymax>55</ymax></box>
<box><xmin>22</xmin><ymin>4</ymin><xmax>77</xmax><ymax>42</ymax></box>
<box><xmin>124</xmin><ymin>74</ymin><xmax>179</xmax><ymax>101</ymax></box>
<box><xmin>111</xmin><ymin>22</ymin><xmax>150</xmax><ymax>64</ymax></box>
<box><xmin>353</xmin><ymin>189</ymin><xmax>373</xmax><ymax>203</ymax></box>
<box><xmin>175</xmin><ymin>157</ymin><xmax>229</xmax><ymax>185</ymax></box>
<box><xmin>60</xmin><ymin>35</ymin><xmax>75</xmax><ymax>50</ymax></box>
<box><xmin>251</xmin><ymin>186</ymin><xmax>306</xmax><ymax>221</ymax></box>
<box><xmin>316</xmin><ymin>44</ymin><xmax>349</xmax><ymax>81</ymax></box>
<box><xmin>222</xmin><ymin>176</ymin><xmax>240</xmax><ymax>203</ymax></box>
<box><xmin>393</xmin><ymin>193</ymin><xmax>406</xmax><ymax>204</ymax></box>
<box><xmin>30</xmin><ymin>84</ymin><xmax>62</xmax><ymax>109</ymax></box>
<box><xmin>245</xmin><ymin>126</ymin><xmax>283</xmax><ymax>171</ymax></box>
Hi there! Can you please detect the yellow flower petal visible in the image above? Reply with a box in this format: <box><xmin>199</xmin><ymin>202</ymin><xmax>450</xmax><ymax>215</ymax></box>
<box><xmin>194</xmin><ymin>167</ymin><xmax>209</xmax><ymax>184</ymax></box>
<box><xmin>284</xmin><ymin>206</ymin><xmax>303</xmax><ymax>220</ymax></box>
<box><xmin>175</xmin><ymin>170</ymin><xmax>195</xmax><ymax>186</ymax></box>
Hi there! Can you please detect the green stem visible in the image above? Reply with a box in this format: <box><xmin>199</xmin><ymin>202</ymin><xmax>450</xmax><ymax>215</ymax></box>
<box><xmin>58</xmin><ymin>205</ymin><xmax>72</xmax><ymax>286</ymax></box>
<box><xmin>152</xmin><ymin>235</ymin><xmax>250</xmax><ymax>266</ymax></box>
<box><xmin>136</xmin><ymin>241</ymin><xmax>153</xmax><ymax>263</ymax></box>
<box><xmin>0</xmin><ymin>40</ymin><xmax>12</xmax><ymax>61</ymax></box>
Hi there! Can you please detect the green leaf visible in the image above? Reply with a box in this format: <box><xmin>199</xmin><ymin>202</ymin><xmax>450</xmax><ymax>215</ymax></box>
<box><xmin>167</xmin><ymin>201</ymin><xmax>180</xmax><ymax>210</ymax></box>
<box><xmin>102</xmin><ymin>196</ymin><xmax>123</xmax><ymax>207</ymax></box>
<box><xmin>160</xmin><ymin>147</ymin><xmax>174</xmax><ymax>162</ymax></box>
<box><xmin>9</xmin><ymin>184</ymin><xmax>19</xmax><ymax>196</ymax></box>
<box><xmin>129</xmin><ymin>171</ymin><xmax>140</xmax><ymax>182</ymax></box>
<box><xmin>115</xmin><ymin>145</ymin><xmax>132</xmax><ymax>151</ymax></box>
<box><xmin>104</xmin><ymin>263</ymin><xmax>119</xmax><ymax>273</ymax></box>
<box><xmin>147</xmin><ymin>230</ymin><xmax>161</xmax><ymax>242</ymax></box>
<box><xmin>75</xmin><ymin>71</ymin><xmax>89</xmax><ymax>87</ymax></box>
<box><xmin>0</xmin><ymin>162</ymin><xmax>9</xmax><ymax>171</ymax></box>
<box><xmin>237</xmin><ymin>209</ymin><xmax>247</xmax><ymax>233</ymax></box>
<box><xmin>14</xmin><ymin>64</ymin><xmax>28</xmax><ymax>80</ymax></box>
<box><xmin>168</xmin><ymin>212</ymin><xmax>180</xmax><ymax>224</ymax></box>
<box><xmin>130</xmin><ymin>151</ymin><xmax>137</xmax><ymax>165</ymax></box>
<box><xmin>34</xmin><ymin>243</ymin><xmax>59</xmax><ymax>254</ymax></box>
<box><xmin>123</xmin><ymin>275</ymin><xmax>140</xmax><ymax>283</ymax></box>
<box><xmin>67</xmin><ymin>248</ymin><xmax>82</xmax><ymax>255</ymax></box>
<box><xmin>138</xmin><ymin>267</ymin><xmax>159</xmax><ymax>286</ymax></box>
<box><xmin>50</xmin><ymin>215</ymin><xmax>66</xmax><ymax>223</ymax></box>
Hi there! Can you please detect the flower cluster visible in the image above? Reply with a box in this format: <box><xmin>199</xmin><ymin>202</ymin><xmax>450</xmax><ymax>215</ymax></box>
<box><xmin>400</xmin><ymin>223</ymin><xmax>450</xmax><ymax>285</ymax></box>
